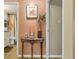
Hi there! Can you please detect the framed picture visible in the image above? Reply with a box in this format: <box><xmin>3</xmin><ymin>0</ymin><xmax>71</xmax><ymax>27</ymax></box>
<box><xmin>4</xmin><ymin>20</ymin><xmax>8</xmax><ymax>32</ymax></box>
<box><xmin>26</xmin><ymin>5</ymin><xmax>38</xmax><ymax>18</ymax></box>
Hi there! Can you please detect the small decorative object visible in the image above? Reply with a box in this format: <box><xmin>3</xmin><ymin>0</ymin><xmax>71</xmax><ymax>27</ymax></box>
<box><xmin>30</xmin><ymin>32</ymin><xmax>34</xmax><ymax>36</ymax></box>
<box><xmin>26</xmin><ymin>4</ymin><xmax>38</xmax><ymax>18</ymax></box>
<box><xmin>25</xmin><ymin>33</ymin><xmax>28</xmax><ymax>38</ymax></box>
<box><xmin>37</xmin><ymin>19</ymin><xmax>42</xmax><ymax>38</ymax></box>
<box><xmin>4</xmin><ymin>20</ymin><xmax>8</xmax><ymax>31</ymax></box>
<box><xmin>38</xmin><ymin>30</ymin><xmax>42</xmax><ymax>38</ymax></box>
<box><xmin>29</xmin><ymin>32</ymin><xmax>35</xmax><ymax>39</ymax></box>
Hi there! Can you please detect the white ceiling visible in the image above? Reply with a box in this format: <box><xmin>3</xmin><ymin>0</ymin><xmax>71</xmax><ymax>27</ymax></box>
<box><xmin>4</xmin><ymin>4</ymin><xmax>17</xmax><ymax>14</ymax></box>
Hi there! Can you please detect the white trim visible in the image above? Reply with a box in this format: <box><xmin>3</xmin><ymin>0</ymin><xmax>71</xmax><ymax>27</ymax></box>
<box><xmin>18</xmin><ymin>55</ymin><xmax>62</xmax><ymax>58</ymax></box>
<box><xmin>46</xmin><ymin>0</ymin><xmax>50</xmax><ymax>59</ymax></box>
<box><xmin>16</xmin><ymin>3</ymin><xmax>19</xmax><ymax>57</ymax></box>
<box><xmin>4</xmin><ymin>2</ymin><xmax>19</xmax><ymax>5</ymax></box>
<box><xmin>4</xmin><ymin>2</ymin><xmax>19</xmax><ymax>57</ymax></box>
<box><xmin>49</xmin><ymin>55</ymin><xmax>62</xmax><ymax>58</ymax></box>
<box><xmin>62</xmin><ymin>0</ymin><xmax>64</xmax><ymax>59</ymax></box>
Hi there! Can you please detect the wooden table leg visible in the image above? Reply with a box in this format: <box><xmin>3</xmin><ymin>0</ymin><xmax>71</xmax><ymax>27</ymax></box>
<box><xmin>22</xmin><ymin>41</ymin><xmax>24</xmax><ymax>59</ymax></box>
<box><xmin>31</xmin><ymin>42</ymin><xmax>34</xmax><ymax>59</ymax></box>
<box><xmin>40</xmin><ymin>42</ymin><xmax>43</xmax><ymax>59</ymax></box>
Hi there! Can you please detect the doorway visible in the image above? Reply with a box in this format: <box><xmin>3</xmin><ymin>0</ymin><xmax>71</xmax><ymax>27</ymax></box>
<box><xmin>49</xmin><ymin>0</ymin><xmax>62</xmax><ymax>56</ymax></box>
<box><xmin>4</xmin><ymin>2</ymin><xmax>19</xmax><ymax>58</ymax></box>
<box><xmin>46</xmin><ymin>0</ymin><xmax>63</xmax><ymax>59</ymax></box>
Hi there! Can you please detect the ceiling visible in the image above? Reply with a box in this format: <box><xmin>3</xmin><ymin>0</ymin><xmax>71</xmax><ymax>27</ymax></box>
<box><xmin>4</xmin><ymin>4</ymin><xmax>17</xmax><ymax>14</ymax></box>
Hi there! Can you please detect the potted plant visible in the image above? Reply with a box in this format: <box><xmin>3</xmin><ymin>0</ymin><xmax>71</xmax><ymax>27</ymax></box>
<box><xmin>37</xmin><ymin>13</ymin><xmax>45</xmax><ymax>38</ymax></box>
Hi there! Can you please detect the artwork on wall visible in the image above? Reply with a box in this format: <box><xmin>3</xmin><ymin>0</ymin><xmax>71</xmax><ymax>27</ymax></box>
<box><xmin>4</xmin><ymin>20</ymin><xmax>8</xmax><ymax>32</ymax></box>
<box><xmin>26</xmin><ymin>4</ymin><xmax>38</xmax><ymax>18</ymax></box>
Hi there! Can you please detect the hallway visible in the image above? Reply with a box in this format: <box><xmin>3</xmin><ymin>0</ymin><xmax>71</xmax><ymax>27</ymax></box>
<box><xmin>4</xmin><ymin>45</ymin><xmax>61</xmax><ymax>59</ymax></box>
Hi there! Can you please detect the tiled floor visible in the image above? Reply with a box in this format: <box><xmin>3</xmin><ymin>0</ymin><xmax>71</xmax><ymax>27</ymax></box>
<box><xmin>4</xmin><ymin>45</ymin><xmax>62</xmax><ymax>59</ymax></box>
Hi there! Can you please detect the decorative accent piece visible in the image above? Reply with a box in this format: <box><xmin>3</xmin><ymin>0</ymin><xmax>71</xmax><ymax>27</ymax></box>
<box><xmin>37</xmin><ymin>13</ymin><xmax>46</xmax><ymax>38</ymax></box>
<box><xmin>38</xmin><ymin>31</ymin><xmax>42</xmax><ymax>38</ymax></box>
<box><xmin>26</xmin><ymin>4</ymin><xmax>38</xmax><ymax>18</ymax></box>
<box><xmin>4</xmin><ymin>20</ymin><xmax>8</xmax><ymax>31</ymax></box>
<box><xmin>25</xmin><ymin>33</ymin><xmax>29</xmax><ymax>38</ymax></box>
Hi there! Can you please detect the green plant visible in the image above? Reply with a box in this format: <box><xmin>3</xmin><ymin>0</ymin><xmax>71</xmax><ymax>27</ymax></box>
<box><xmin>39</xmin><ymin>13</ymin><xmax>45</xmax><ymax>21</ymax></box>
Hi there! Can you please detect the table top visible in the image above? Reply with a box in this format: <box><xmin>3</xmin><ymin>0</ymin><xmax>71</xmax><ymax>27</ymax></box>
<box><xmin>21</xmin><ymin>37</ymin><xmax>44</xmax><ymax>43</ymax></box>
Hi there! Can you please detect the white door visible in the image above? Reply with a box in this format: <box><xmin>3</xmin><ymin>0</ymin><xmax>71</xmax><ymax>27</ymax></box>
<box><xmin>49</xmin><ymin>0</ymin><xmax>62</xmax><ymax>59</ymax></box>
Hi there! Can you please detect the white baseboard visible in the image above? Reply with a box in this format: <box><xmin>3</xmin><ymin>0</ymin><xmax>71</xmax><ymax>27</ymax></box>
<box><xmin>49</xmin><ymin>55</ymin><xmax>62</xmax><ymax>58</ymax></box>
<box><xmin>18</xmin><ymin>55</ymin><xmax>62</xmax><ymax>58</ymax></box>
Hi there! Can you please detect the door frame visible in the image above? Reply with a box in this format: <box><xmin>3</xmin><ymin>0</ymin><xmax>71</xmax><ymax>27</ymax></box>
<box><xmin>46</xmin><ymin>0</ymin><xmax>50</xmax><ymax>59</ymax></box>
<box><xmin>4</xmin><ymin>2</ymin><xmax>19</xmax><ymax>57</ymax></box>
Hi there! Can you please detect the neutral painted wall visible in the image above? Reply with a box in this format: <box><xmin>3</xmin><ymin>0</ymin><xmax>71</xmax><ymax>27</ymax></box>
<box><xmin>4</xmin><ymin>32</ymin><xmax>10</xmax><ymax>47</ymax></box>
<box><xmin>49</xmin><ymin>0</ymin><xmax>62</xmax><ymax>55</ymax></box>
<box><xmin>64</xmin><ymin>0</ymin><xmax>73</xmax><ymax>59</ymax></box>
<box><xmin>4</xmin><ymin>23</ymin><xmax>10</xmax><ymax>47</ymax></box>
<box><xmin>4</xmin><ymin>0</ymin><xmax>46</xmax><ymax>55</ymax></box>
<box><xmin>19</xmin><ymin>0</ymin><xmax>46</xmax><ymax>55</ymax></box>
<box><xmin>4</xmin><ymin>11</ymin><xmax>10</xmax><ymax>47</ymax></box>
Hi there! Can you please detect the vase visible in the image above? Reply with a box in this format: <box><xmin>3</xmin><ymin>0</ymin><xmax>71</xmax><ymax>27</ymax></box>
<box><xmin>38</xmin><ymin>31</ymin><xmax>42</xmax><ymax>38</ymax></box>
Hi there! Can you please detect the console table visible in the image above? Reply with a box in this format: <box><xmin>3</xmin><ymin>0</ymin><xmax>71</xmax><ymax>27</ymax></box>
<box><xmin>21</xmin><ymin>38</ymin><xmax>44</xmax><ymax>59</ymax></box>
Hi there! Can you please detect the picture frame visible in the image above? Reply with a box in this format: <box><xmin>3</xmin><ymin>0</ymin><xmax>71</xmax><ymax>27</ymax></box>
<box><xmin>26</xmin><ymin>4</ymin><xmax>38</xmax><ymax>18</ymax></box>
<box><xmin>4</xmin><ymin>20</ymin><xmax>8</xmax><ymax>32</ymax></box>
